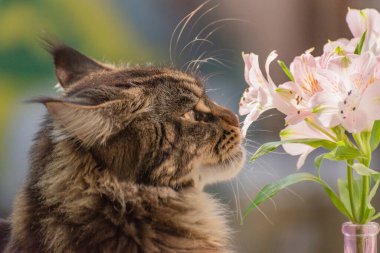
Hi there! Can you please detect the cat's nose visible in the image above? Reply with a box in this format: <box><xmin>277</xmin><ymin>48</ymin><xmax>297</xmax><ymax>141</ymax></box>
<box><xmin>223</xmin><ymin>111</ymin><xmax>240</xmax><ymax>128</ymax></box>
<box><xmin>213</xmin><ymin>105</ymin><xmax>240</xmax><ymax>127</ymax></box>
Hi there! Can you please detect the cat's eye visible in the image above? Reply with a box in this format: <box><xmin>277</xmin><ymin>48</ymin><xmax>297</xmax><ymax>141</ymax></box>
<box><xmin>182</xmin><ymin>110</ymin><xmax>196</xmax><ymax>121</ymax></box>
<box><xmin>182</xmin><ymin>110</ymin><xmax>216</xmax><ymax>123</ymax></box>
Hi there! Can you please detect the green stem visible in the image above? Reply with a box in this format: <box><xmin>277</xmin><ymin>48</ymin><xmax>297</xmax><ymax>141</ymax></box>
<box><xmin>354</xmin><ymin>133</ymin><xmax>372</xmax><ymax>224</ymax></box>
<box><xmin>304</xmin><ymin>118</ymin><xmax>337</xmax><ymax>141</ymax></box>
<box><xmin>347</xmin><ymin>160</ymin><xmax>358</xmax><ymax>222</ymax></box>
<box><xmin>359</xmin><ymin>175</ymin><xmax>370</xmax><ymax>223</ymax></box>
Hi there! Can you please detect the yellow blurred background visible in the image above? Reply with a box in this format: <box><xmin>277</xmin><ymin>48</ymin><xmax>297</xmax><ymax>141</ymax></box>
<box><xmin>1</xmin><ymin>1</ymin><xmax>380</xmax><ymax>252</ymax></box>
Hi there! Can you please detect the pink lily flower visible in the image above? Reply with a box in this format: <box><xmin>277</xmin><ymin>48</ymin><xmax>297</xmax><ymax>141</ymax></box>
<box><xmin>240</xmin><ymin>51</ymin><xmax>278</xmax><ymax>136</ymax></box>
<box><xmin>346</xmin><ymin>8</ymin><xmax>380</xmax><ymax>54</ymax></box>
<box><xmin>325</xmin><ymin>9</ymin><xmax>380</xmax><ymax>55</ymax></box>
<box><xmin>273</xmin><ymin>52</ymin><xmax>323</xmax><ymax>124</ymax></box>
<box><xmin>312</xmin><ymin>52</ymin><xmax>380</xmax><ymax>133</ymax></box>
<box><xmin>280</xmin><ymin>119</ymin><xmax>336</xmax><ymax>169</ymax></box>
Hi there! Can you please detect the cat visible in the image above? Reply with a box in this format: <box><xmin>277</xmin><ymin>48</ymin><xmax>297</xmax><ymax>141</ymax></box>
<box><xmin>1</xmin><ymin>40</ymin><xmax>245</xmax><ymax>253</ymax></box>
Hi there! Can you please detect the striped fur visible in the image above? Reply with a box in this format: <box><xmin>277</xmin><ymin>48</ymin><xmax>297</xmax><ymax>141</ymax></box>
<box><xmin>3</xmin><ymin>43</ymin><xmax>244</xmax><ymax>253</ymax></box>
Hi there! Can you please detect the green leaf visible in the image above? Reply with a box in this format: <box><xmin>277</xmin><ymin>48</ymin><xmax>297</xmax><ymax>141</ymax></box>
<box><xmin>251</xmin><ymin>138</ymin><xmax>337</xmax><ymax>162</ymax></box>
<box><xmin>250</xmin><ymin>142</ymin><xmax>282</xmax><ymax>162</ymax></box>
<box><xmin>337</xmin><ymin>179</ymin><xmax>353</xmax><ymax>217</ymax></box>
<box><xmin>370</xmin><ymin>120</ymin><xmax>380</xmax><ymax>151</ymax></box>
<box><xmin>313</xmin><ymin>145</ymin><xmax>361</xmax><ymax>174</ymax></box>
<box><xmin>243</xmin><ymin>172</ymin><xmax>352</xmax><ymax>220</ymax></box>
<box><xmin>363</xmin><ymin>180</ymin><xmax>379</xmax><ymax>222</ymax></box>
<box><xmin>336</xmin><ymin>178</ymin><xmax>363</xmax><ymax>220</ymax></box>
<box><xmin>278</xmin><ymin>60</ymin><xmax>295</xmax><ymax>81</ymax></box>
<box><xmin>370</xmin><ymin>212</ymin><xmax>380</xmax><ymax>222</ymax></box>
<box><xmin>354</xmin><ymin>31</ymin><xmax>367</xmax><ymax>55</ymax></box>
<box><xmin>352</xmin><ymin>163</ymin><xmax>380</xmax><ymax>182</ymax></box>
<box><xmin>351</xmin><ymin>163</ymin><xmax>380</xmax><ymax>223</ymax></box>
<box><xmin>314</xmin><ymin>154</ymin><xmax>325</xmax><ymax>178</ymax></box>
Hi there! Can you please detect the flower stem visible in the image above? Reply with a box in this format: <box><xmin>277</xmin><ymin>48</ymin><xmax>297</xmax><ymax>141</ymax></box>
<box><xmin>359</xmin><ymin>175</ymin><xmax>370</xmax><ymax>223</ymax></box>
<box><xmin>354</xmin><ymin>133</ymin><xmax>372</xmax><ymax>224</ymax></box>
<box><xmin>347</xmin><ymin>160</ymin><xmax>358</xmax><ymax>222</ymax></box>
<box><xmin>304</xmin><ymin>118</ymin><xmax>337</xmax><ymax>141</ymax></box>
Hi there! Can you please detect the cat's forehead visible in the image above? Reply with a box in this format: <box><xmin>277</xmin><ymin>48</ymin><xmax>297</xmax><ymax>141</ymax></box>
<box><xmin>66</xmin><ymin>67</ymin><xmax>205</xmax><ymax>97</ymax></box>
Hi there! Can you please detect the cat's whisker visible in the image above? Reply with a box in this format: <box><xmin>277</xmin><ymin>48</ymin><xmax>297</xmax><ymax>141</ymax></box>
<box><xmin>192</xmin><ymin>18</ymin><xmax>248</xmax><ymax>57</ymax></box>
<box><xmin>189</xmin><ymin>1</ymin><xmax>220</xmax><ymax>35</ymax></box>
<box><xmin>194</xmin><ymin>56</ymin><xmax>231</xmax><ymax>71</ymax></box>
<box><xmin>203</xmin><ymin>72</ymin><xmax>223</xmax><ymax>82</ymax></box>
<box><xmin>229</xmin><ymin>178</ymin><xmax>241</xmax><ymax>221</ymax></box>
<box><xmin>192</xmin><ymin>24</ymin><xmax>226</xmax><ymax>57</ymax></box>
<box><xmin>205</xmin><ymin>87</ymin><xmax>221</xmax><ymax>92</ymax></box>
<box><xmin>183</xmin><ymin>50</ymin><xmax>208</xmax><ymax>72</ymax></box>
<box><xmin>170</xmin><ymin>0</ymin><xmax>211</xmax><ymax>66</ymax></box>
<box><xmin>246</xmin><ymin>128</ymin><xmax>273</xmax><ymax>133</ymax></box>
<box><xmin>243</xmin><ymin>138</ymin><xmax>263</xmax><ymax>147</ymax></box>
<box><xmin>191</xmin><ymin>51</ymin><xmax>231</xmax><ymax>72</ymax></box>
<box><xmin>179</xmin><ymin>38</ymin><xmax>214</xmax><ymax>58</ymax></box>
<box><xmin>236</xmin><ymin>177</ymin><xmax>274</xmax><ymax>225</ymax></box>
<box><xmin>184</xmin><ymin>2</ymin><xmax>221</xmax><ymax>56</ymax></box>
<box><xmin>235</xmin><ymin>176</ymin><xmax>244</xmax><ymax>224</ymax></box>
<box><xmin>284</xmin><ymin>187</ymin><xmax>305</xmax><ymax>202</ymax></box>
<box><xmin>244</xmin><ymin>143</ymin><xmax>259</xmax><ymax>149</ymax></box>
<box><xmin>244</xmin><ymin>143</ymin><xmax>288</xmax><ymax>155</ymax></box>
<box><xmin>239</xmin><ymin>169</ymin><xmax>279</xmax><ymax>214</ymax></box>
<box><xmin>256</xmin><ymin>113</ymin><xmax>280</xmax><ymax>122</ymax></box>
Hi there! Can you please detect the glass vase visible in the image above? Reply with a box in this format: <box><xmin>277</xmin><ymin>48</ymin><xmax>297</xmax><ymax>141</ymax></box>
<box><xmin>342</xmin><ymin>222</ymin><xmax>379</xmax><ymax>253</ymax></box>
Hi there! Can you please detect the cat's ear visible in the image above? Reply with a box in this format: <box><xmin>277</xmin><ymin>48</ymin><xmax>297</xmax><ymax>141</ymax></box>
<box><xmin>43</xmin><ymin>40</ymin><xmax>109</xmax><ymax>88</ymax></box>
<box><xmin>37</xmin><ymin>98</ymin><xmax>134</xmax><ymax>146</ymax></box>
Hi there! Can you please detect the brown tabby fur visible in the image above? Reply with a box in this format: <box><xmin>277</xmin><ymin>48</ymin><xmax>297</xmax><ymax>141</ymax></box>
<box><xmin>2</xmin><ymin>41</ymin><xmax>245</xmax><ymax>253</ymax></box>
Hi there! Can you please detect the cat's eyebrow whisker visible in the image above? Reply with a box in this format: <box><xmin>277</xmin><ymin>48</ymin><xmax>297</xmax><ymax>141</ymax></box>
<box><xmin>192</xmin><ymin>52</ymin><xmax>231</xmax><ymax>72</ymax></box>
<box><xmin>179</xmin><ymin>38</ymin><xmax>214</xmax><ymax>58</ymax></box>
<box><xmin>197</xmin><ymin>18</ymin><xmax>249</xmax><ymax>38</ymax></box>
<box><xmin>186</xmin><ymin>48</ymin><xmax>231</xmax><ymax>73</ymax></box>
<box><xmin>170</xmin><ymin>0</ymin><xmax>211</xmax><ymax>66</ymax></box>
<box><xmin>192</xmin><ymin>24</ymin><xmax>226</xmax><ymax>57</ymax></box>
<box><xmin>203</xmin><ymin>72</ymin><xmax>223</xmax><ymax>82</ymax></box>
<box><xmin>196</xmin><ymin>56</ymin><xmax>231</xmax><ymax>71</ymax></box>
<box><xmin>183</xmin><ymin>50</ymin><xmax>207</xmax><ymax>72</ymax></box>
<box><xmin>189</xmin><ymin>2</ymin><xmax>220</xmax><ymax>35</ymax></box>
<box><xmin>176</xmin><ymin>1</ymin><xmax>212</xmax><ymax>46</ymax></box>
<box><xmin>184</xmin><ymin>3</ymin><xmax>221</xmax><ymax>57</ymax></box>
<box><xmin>192</xmin><ymin>18</ymin><xmax>250</xmax><ymax>58</ymax></box>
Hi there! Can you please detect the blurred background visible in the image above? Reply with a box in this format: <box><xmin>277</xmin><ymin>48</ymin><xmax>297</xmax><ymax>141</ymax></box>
<box><xmin>1</xmin><ymin>0</ymin><xmax>380</xmax><ymax>252</ymax></box>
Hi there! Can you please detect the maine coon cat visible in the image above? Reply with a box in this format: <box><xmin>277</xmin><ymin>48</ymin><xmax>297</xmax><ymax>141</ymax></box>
<box><xmin>0</xmin><ymin>41</ymin><xmax>245</xmax><ymax>253</ymax></box>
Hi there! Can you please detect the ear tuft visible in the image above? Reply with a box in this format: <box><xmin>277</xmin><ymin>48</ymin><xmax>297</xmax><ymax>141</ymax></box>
<box><xmin>40</xmin><ymin>37</ymin><xmax>108</xmax><ymax>89</ymax></box>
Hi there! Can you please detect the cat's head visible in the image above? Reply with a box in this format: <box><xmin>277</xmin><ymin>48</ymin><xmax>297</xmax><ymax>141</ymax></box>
<box><xmin>37</xmin><ymin>41</ymin><xmax>245</xmax><ymax>190</ymax></box>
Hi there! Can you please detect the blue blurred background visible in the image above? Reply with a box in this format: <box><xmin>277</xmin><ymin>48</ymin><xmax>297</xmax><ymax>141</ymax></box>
<box><xmin>1</xmin><ymin>0</ymin><xmax>380</xmax><ymax>252</ymax></box>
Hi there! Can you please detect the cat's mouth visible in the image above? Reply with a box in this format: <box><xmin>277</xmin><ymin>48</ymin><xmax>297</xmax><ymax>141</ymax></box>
<box><xmin>195</xmin><ymin>133</ymin><xmax>245</xmax><ymax>188</ymax></box>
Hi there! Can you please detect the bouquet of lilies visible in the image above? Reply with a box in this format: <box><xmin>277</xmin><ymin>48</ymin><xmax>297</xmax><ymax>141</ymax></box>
<box><xmin>241</xmin><ymin>8</ymin><xmax>380</xmax><ymax>225</ymax></box>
